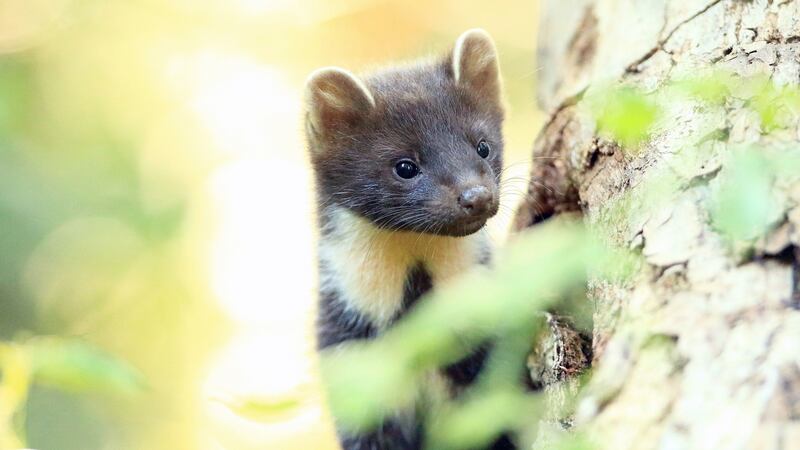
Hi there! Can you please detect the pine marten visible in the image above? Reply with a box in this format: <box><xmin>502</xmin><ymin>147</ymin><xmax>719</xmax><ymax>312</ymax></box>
<box><xmin>305</xmin><ymin>29</ymin><xmax>514</xmax><ymax>450</ymax></box>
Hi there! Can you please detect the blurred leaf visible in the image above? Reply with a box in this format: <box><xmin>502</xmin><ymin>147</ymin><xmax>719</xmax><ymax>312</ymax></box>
<box><xmin>550</xmin><ymin>433</ymin><xmax>597</xmax><ymax>450</ymax></box>
<box><xmin>212</xmin><ymin>394</ymin><xmax>303</xmax><ymax>422</ymax></box>
<box><xmin>27</xmin><ymin>338</ymin><xmax>146</xmax><ymax>397</ymax></box>
<box><xmin>592</xmin><ymin>87</ymin><xmax>658</xmax><ymax>149</ymax></box>
<box><xmin>751</xmin><ymin>82</ymin><xmax>800</xmax><ymax>132</ymax></box>
<box><xmin>0</xmin><ymin>343</ymin><xmax>32</xmax><ymax>448</ymax></box>
<box><xmin>711</xmin><ymin>149</ymin><xmax>778</xmax><ymax>241</ymax></box>
<box><xmin>671</xmin><ymin>71</ymin><xmax>733</xmax><ymax>105</ymax></box>
<box><xmin>476</xmin><ymin>324</ymin><xmax>538</xmax><ymax>390</ymax></box>
<box><xmin>427</xmin><ymin>389</ymin><xmax>538</xmax><ymax>450</ymax></box>
<box><xmin>321</xmin><ymin>342</ymin><xmax>419</xmax><ymax>430</ymax></box>
<box><xmin>322</xmin><ymin>220</ymin><xmax>608</xmax><ymax>432</ymax></box>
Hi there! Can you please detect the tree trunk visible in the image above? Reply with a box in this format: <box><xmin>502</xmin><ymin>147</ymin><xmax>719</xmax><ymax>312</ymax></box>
<box><xmin>516</xmin><ymin>1</ymin><xmax>800</xmax><ymax>449</ymax></box>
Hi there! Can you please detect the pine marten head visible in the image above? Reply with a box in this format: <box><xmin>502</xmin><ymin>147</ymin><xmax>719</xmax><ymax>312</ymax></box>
<box><xmin>305</xmin><ymin>29</ymin><xmax>504</xmax><ymax>237</ymax></box>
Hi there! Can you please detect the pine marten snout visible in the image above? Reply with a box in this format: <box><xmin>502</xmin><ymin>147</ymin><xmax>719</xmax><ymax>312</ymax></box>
<box><xmin>305</xmin><ymin>29</ymin><xmax>504</xmax><ymax>237</ymax></box>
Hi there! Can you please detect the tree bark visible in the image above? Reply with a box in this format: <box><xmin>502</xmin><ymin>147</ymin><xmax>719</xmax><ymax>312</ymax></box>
<box><xmin>517</xmin><ymin>1</ymin><xmax>800</xmax><ymax>449</ymax></box>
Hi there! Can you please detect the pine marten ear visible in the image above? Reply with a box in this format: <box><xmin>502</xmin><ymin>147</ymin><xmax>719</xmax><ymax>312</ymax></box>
<box><xmin>305</xmin><ymin>67</ymin><xmax>375</xmax><ymax>143</ymax></box>
<box><xmin>451</xmin><ymin>29</ymin><xmax>502</xmax><ymax>106</ymax></box>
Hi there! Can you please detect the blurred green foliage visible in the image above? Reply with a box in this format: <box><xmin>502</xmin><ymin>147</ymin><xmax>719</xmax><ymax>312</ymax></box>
<box><xmin>322</xmin><ymin>221</ymin><xmax>612</xmax><ymax>448</ymax></box>
<box><xmin>589</xmin><ymin>86</ymin><xmax>659</xmax><ymax>149</ymax></box>
<box><xmin>212</xmin><ymin>394</ymin><xmax>304</xmax><ymax>422</ymax></box>
<box><xmin>0</xmin><ymin>339</ymin><xmax>144</xmax><ymax>447</ymax></box>
<box><xmin>0</xmin><ymin>2</ymin><xmax>226</xmax><ymax>448</ymax></box>
<box><xmin>29</xmin><ymin>338</ymin><xmax>145</xmax><ymax>397</ymax></box>
<box><xmin>321</xmin><ymin>69</ymin><xmax>800</xmax><ymax>449</ymax></box>
<box><xmin>712</xmin><ymin>149</ymin><xmax>776</xmax><ymax>240</ymax></box>
<box><xmin>711</xmin><ymin>147</ymin><xmax>800</xmax><ymax>242</ymax></box>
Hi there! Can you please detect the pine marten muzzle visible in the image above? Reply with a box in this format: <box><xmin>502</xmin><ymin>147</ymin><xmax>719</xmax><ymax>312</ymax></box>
<box><xmin>306</xmin><ymin>29</ymin><xmax>515</xmax><ymax>449</ymax></box>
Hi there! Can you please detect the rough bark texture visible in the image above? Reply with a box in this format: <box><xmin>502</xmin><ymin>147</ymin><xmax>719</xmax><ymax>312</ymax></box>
<box><xmin>518</xmin><ymin>1</ymin><xmax>800</xmax><ymax>449</ymax></box>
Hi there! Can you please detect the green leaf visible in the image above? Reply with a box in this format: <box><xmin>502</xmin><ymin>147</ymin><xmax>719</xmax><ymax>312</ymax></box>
<box><xmin>427</xmin><ymin>389</ymin><xmax>538</xmax><ymax>450</ymax></box>
<box><xmin>671</xmin><ymin>71</ymin><xmax>733</xmax><ymax>105</ymax></box>
<box><xmin>321</xmin><ymin>342</ymin><xmax>419</xmax><ymax>431</ymax></box>
<box><xmin>711</xmin><ymin>149</ymin><xmax>776</xmax><ymax>241</ymax></box>
<box><xmin>592</xmin><ymin>87</ymin><xmax>659</xmax><ymax>149</ymax></box>
<box><xmin>320</xmin><ymin>220</ymin><xmax>609</xmax><ymax>432</ymax></box>
<box><xmin>211</xmin><ymin>394</ymin><xmax>302</xmax><ymax>422</ymax></box>
<box><xmin>550</xmin><ymin>433</ymin><xmax>597</xmax><ymax>450</ymax></box>
<box><xmin>26</xmin><ymin>338</ymin><xmax>146</xmax><ymax>397</ymax></box>
<box><xmin>0</xmin><ymin>343</ymin><xmax>32</xmax><ymax>448</ymax></box>
<box><xmin>750</xmin><ymin>81</ymin><xmax>800</xmax><ymax>132</ymax></box>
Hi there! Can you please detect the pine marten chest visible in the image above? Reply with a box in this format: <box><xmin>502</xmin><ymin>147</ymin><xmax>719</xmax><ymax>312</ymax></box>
<box><xmin>316</xmin><ymin>207</ymin><xmax>489</xmax><ymax>349</ymax></box>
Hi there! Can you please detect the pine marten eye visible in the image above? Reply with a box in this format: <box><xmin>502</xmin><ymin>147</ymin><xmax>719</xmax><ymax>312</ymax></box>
<box><xmin>476</xmin><ymin>139</ymin><xmax>491</xmax><ymax>158</ymax></box>
<box><xmin>394</xmin><ymin>160</ymin><xmax>420</xmax><ymax>179</ymax></box>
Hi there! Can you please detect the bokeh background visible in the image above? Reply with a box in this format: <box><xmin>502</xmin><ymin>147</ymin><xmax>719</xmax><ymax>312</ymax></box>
<box><xmin>0</xmin><ymin>1</ymin><xmax>541</xmax><ymax>448</ymax></box>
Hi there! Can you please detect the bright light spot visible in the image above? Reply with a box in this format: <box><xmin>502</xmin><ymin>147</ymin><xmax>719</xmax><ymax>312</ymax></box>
<box><xmin>173</xmin><ymin>49</ymin><xmax>315</xmax><ymax>326</ymax></box>
<box><xmin>182</xmin><ymin>47</ymin><xmax>326</xmax><ymax>447</ymax></box>
<box><xmin>209</xmin><ymin>158</ymin><xmax>315</xmax><ymax>327</ymax></box>
<box><xmin>235</xmin><ymin>0</ymin><xmax>295</xmax><ymax>15</ymax></box>
<box><xmin>169</xmin><ymin>51</ymin><xmax>301</xmax><ymax>157</ymax></box>
<box><xmin>202</xmin><ymin>330</ymin><xmax>331</xmax><ymax>450</ymax></box>
<box><xmin>168</xmin><ymin>0</ymin><xmax>296</xmax><ymax>17</ymax></box>
<box><xmin>204</xmin><ymin>329</ymin><xmax>311</xmax><ymax>402</ymax></box>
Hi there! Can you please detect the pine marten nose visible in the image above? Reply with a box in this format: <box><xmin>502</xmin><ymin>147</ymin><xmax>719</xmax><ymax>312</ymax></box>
<box><xmin>457</xmin><ymin>185</ymin><xmax>492</xmax><ymax>216</ymax></box>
